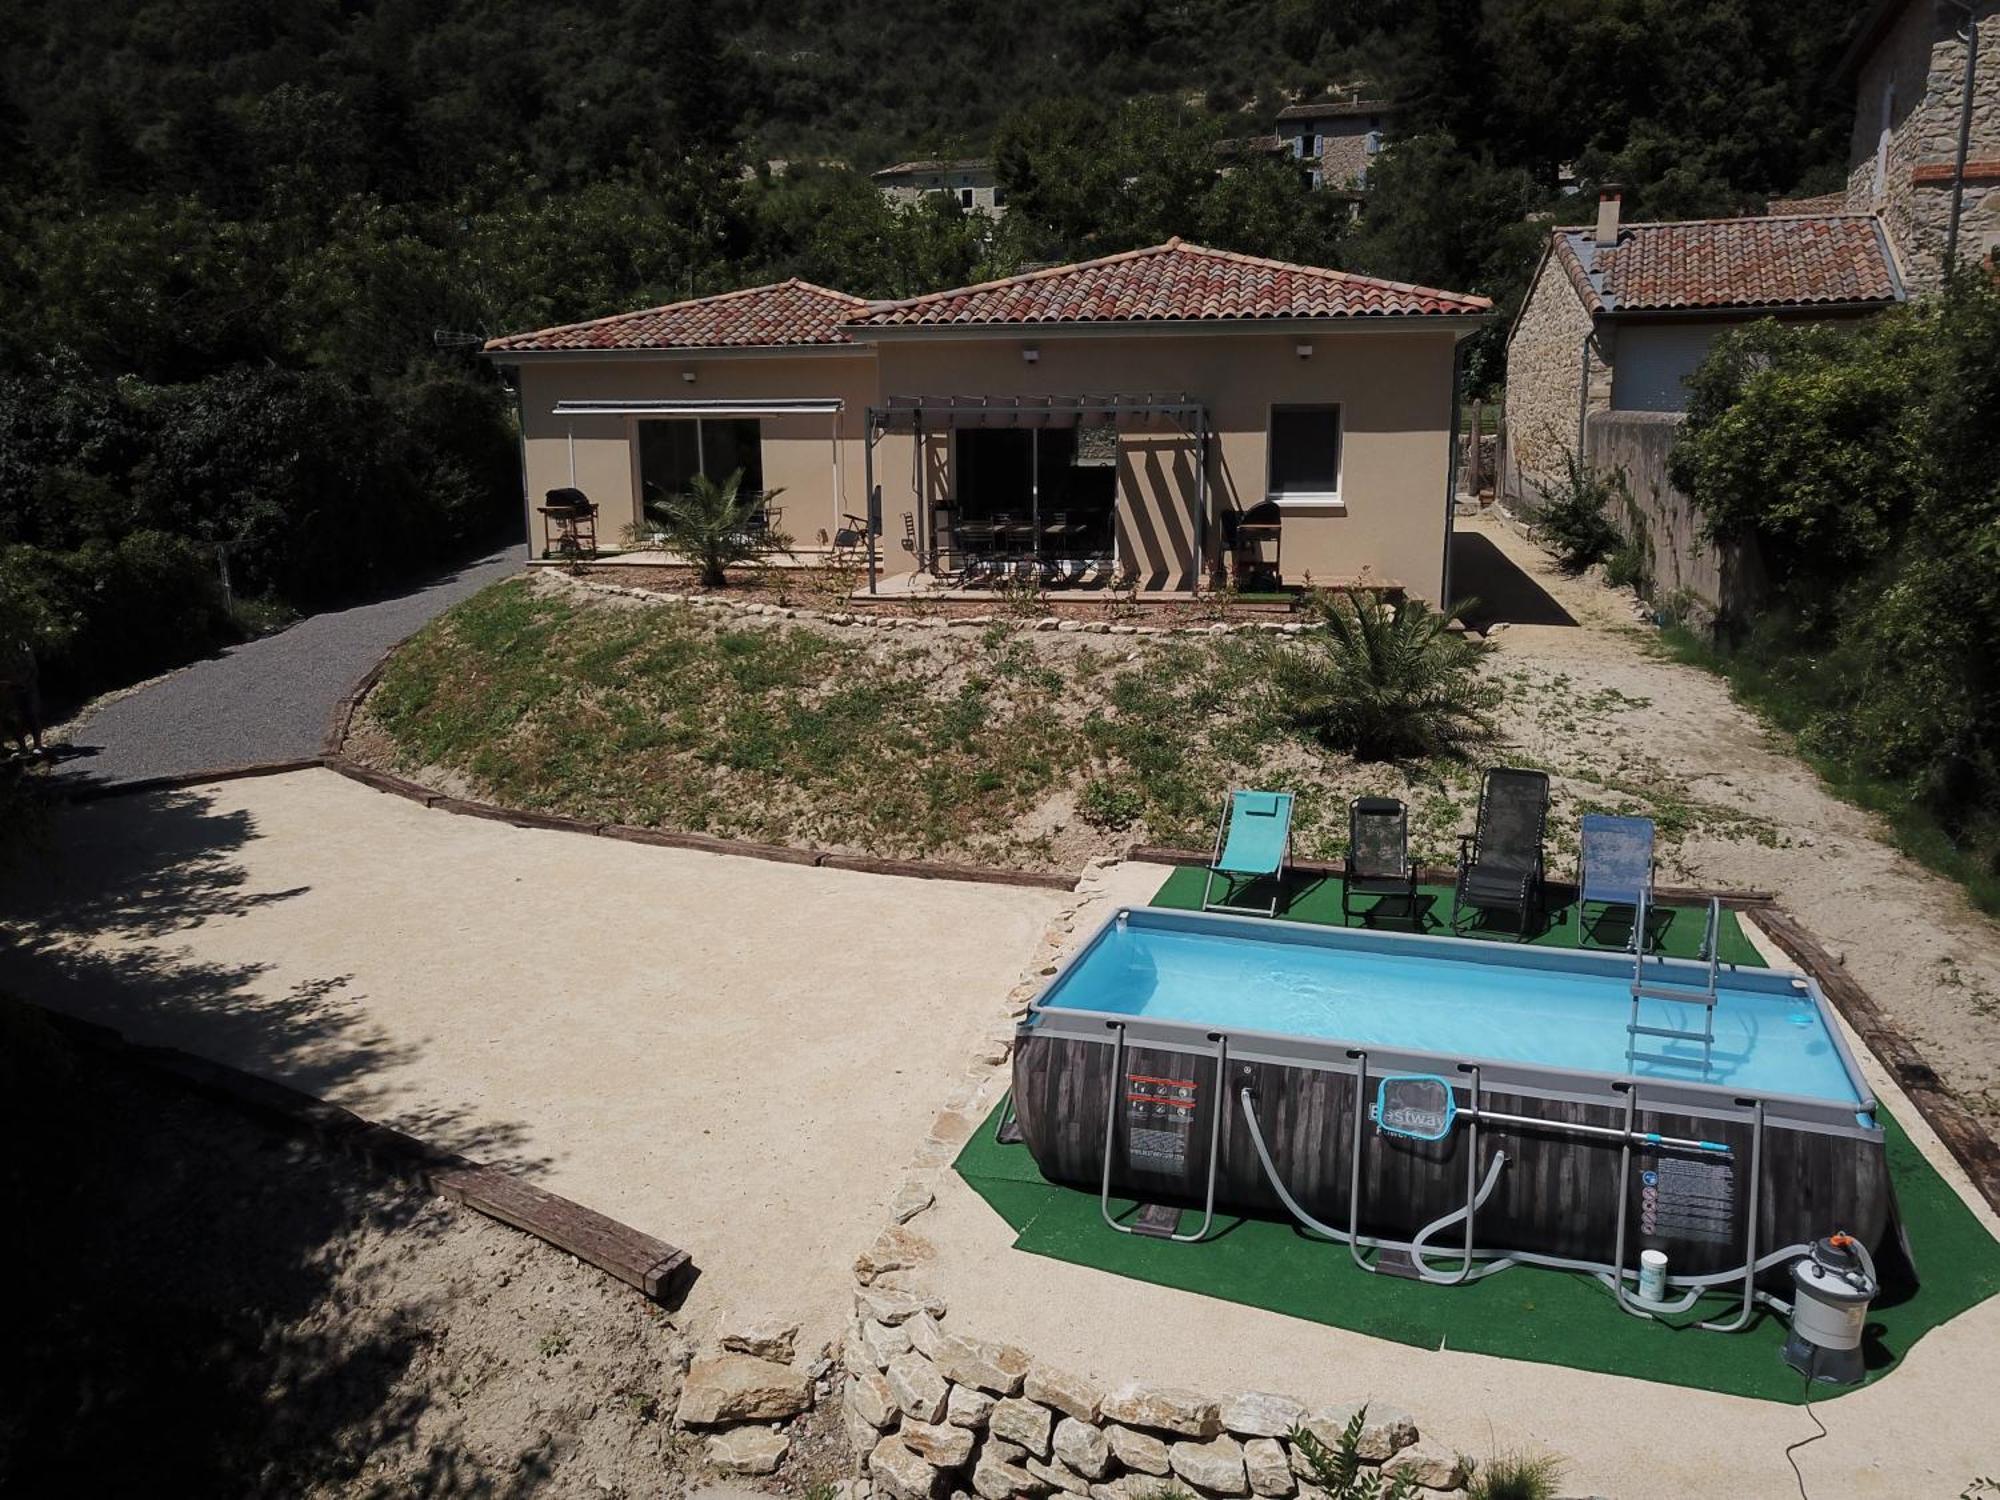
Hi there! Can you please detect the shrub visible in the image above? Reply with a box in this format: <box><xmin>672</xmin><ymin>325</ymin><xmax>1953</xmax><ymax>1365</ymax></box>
<box><xmin>1669</xmin><ymin>278</ymin><xmax>2000</xmax><ymax>892</ymax></box>
<box><xmin>1530</xmin><ymin>451</ymin><xmax>1626</xmax><ymax>572</ymax></box>
<box><xmin>1604</xmin><ymin>535</ymin><xmax>1650</xmax><ymax>593</ymax></box>
<box><xmin>1</xmin><ymin>532</ymin><xmax>236</xmax><ymax>704</ymax></box>
<box><xmin>1264</xmin><ymin>588</ymin><xmax>1496</xmax><ymax>762</ymax></box>
<box><xmin>1078</xmin><ymin>776</ymin><xmax>1144</xmax><ymax>829</ymax></box>
<box><xmin>632</xmin><ymin>468</ymin><xmax>788</xmax><ymax>587</ymax></box>
<box><xmin>1468</xmin><ymin>1450</ymin><xmax>1567</xmax><ymax>1500</ymax></box>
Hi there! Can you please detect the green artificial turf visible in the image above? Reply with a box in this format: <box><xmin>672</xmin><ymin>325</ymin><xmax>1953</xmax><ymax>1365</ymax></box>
<box><xmin>953</xmin><ymin>869</ymin><xmax>2000</xmax><ymax>1403</ymax></box>
<box><xmin>1151</xmin><ymin>865</ymin><xmax>1769</xmax><ymax>965</ymax></box>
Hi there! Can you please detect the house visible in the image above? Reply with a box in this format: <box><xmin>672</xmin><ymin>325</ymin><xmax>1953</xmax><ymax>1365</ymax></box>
<box><xmin>1836</xmin><ymin>0</ymin><xmax>1999</xmax><ymax>293</ymax></box>
<box><xmin>870</xmin><ymin>159</ymin><xmax>1005</xmax><ymax>216</ymax></box>
<box><xmin>1501</xmin><ymin>193</ymin><xmax>1903</xmax><ymax>505</ymax></box>
<box><xmin>1503</xmin><ymin>0</ymin><xmax>1994</xmax><ymax>507</ymax></box>
<box><xmin>484</xmin><ymin>240</ymin><xmax>1491</xmax><ymax>602</ymax></box>
<box><xmin>1274</xmin><ymin>92</ymin><xmax>1397</xmax><ymax>190</ymax></box>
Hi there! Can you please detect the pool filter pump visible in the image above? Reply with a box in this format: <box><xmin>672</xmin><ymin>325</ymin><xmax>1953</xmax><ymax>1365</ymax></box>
<box><xmin>1782</xmin><ymin>1232</ymin><xmax>1878</xmax><ymax>1385</ymax></box>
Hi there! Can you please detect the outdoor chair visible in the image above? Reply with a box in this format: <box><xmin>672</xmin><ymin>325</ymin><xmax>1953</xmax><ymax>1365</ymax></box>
<box><xmin>1342</xmin><ymin>796</ymin><xmax>1419</xmax><ymax>925</ymax></box>
<box><xmin>1575</xmin><ymin>812</ymin><xmax>1657</xmax><ymax>951</ymax></box>
<box><xmin>1451</xmin><ymin>767</ymin><xmax>1551</xmax><ymax>939</ymax></box>
<box><xmin>1201</xmin><ymin>789</ymin><xmax>1295</xmax><ymax>917</ymax></box>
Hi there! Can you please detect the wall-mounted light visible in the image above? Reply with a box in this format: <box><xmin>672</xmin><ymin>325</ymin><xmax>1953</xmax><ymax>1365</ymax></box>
<box><xmin>1022</xmin><ymin>346</ymin><xmax>1040</xmax><ymax>364</ymax></box>
<box><xmin>681</xmin><ymin>369</ymin><xmax>698</xmax><ymax>384</ymax></box>
<box><xmin>1295</xmin><ymin>341</ymin><xmax>1314</xmax><ymax>360</ymax></box>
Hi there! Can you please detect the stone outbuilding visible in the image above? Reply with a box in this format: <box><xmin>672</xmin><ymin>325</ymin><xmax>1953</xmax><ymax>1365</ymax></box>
<box><xmin>1501</xmin><ymin>0</ymin><xmax>1997</xmax><ymax>510</ymax></box>
<box><xmin>1500</xmin><ymin>196</ymin><xmax>1903</xmax><ymax>507</ymax></box>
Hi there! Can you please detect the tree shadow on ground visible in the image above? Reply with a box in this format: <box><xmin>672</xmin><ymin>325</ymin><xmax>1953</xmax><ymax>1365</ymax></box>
<box><xmin>0</xmin><ymin>1007</ymin><xmax>604</xmax><ymax>1499</ymax></box>
<box><xmin>0</xmin><ymin>788</ymin><xmax>548</xmax><ymax>1169</ymax></box>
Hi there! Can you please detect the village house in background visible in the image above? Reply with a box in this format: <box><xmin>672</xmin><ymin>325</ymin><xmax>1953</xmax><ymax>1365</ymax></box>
<box><xmin>1500</xmin><ymin>0</ymin><xmax>1996</xmax><ymax>625</ymax></box>
<box><xmin>1275</xmin><ymin>88</ymin><xmax>1397</xmax><ymax>190</ymax></box>
<box><xmin>870</xmin><ymin>159</ymin><xmax>1005</xmax><ymax>216</ymax></box>
<box><xmin>1215</xmin><ymin>82</ymin><xmax>1398</xmax><ymax>194</ymax></box>
<box><xmin>484</xmin><ymin>241</ymin><xmax>1488</xmax><ymax>602</ymax></box>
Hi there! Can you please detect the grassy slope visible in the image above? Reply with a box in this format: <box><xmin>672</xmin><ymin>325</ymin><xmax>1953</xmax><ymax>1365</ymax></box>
<box><xmin>365</xmin><ymin>579</ymin><xmax>1766</xmax><ymax>874</ymax></box>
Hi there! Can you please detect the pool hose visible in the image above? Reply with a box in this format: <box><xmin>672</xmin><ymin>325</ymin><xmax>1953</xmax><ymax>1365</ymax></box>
<box><xmin>1236</xmin><ymin>1087</ymin><xmax>1808</xmax><ymax>1315</ymax></box>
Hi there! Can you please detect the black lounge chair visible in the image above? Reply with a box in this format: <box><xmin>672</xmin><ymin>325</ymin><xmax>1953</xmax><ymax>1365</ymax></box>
<box><xmin>1342</xmin><ymin>796</ymin><xmax>1418</xmax><ymax>925</ymax></box>
<box><xmin>1451</xmin><ymin>768</ymin><xmax>1551</xmax><ymax>939</ymax></box>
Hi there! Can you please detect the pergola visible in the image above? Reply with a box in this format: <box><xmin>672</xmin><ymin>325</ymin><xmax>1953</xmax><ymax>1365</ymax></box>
<box><xmin>861</xmin><ymin>393</ymin><xmax>1210</xmax><ymax>594</ymax></box>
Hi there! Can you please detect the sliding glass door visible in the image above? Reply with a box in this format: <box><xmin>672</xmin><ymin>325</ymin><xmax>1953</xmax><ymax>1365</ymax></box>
<box><xmin>638</xmin><ymin>418</ymin><xmax>765</xmax><ymax>509</ymax></box>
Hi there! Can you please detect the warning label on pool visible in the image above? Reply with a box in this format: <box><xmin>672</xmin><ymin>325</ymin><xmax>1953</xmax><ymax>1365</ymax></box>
<box><xmin>1125</xmin><ymin>1072</ymin><xmax>1198</xmax><ymax>1171</ymax></box>
<box><xmin>1638</xmin><ymin>1155</ymin><xmax>1735</xmax><ymax>1245</ymax></box>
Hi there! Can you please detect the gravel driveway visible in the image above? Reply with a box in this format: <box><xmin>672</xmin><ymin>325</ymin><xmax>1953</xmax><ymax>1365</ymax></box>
<box><xmin>50</xmin><ymin>545</ymin><xmax>524</xmax><ymax>787</ymax></box>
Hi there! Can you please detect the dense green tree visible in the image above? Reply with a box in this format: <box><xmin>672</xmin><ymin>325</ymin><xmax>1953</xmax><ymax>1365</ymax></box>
<box><xmin>1669</xmin><ymin>282</ymin><xmax>2000</xmax><ymax>873</ymax></box>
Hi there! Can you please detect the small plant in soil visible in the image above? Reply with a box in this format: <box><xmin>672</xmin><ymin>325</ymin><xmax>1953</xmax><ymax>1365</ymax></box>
<box><xmin>1468</xmin><ymin>1448</ymin><xmax>1566</xmax><ymax>1500</ymax></box>
<box><xmin>1288</xmin><ymin>1412</ymin><xmax>1421</xmax><ymax>1499</ymax></box>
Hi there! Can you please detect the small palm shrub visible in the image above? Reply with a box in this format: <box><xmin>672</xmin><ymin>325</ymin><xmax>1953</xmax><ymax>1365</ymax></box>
<box><xmin>1469</xmin><ymin>1450</ymin><xmax>1567</xmax><ymax>1500</ymax></box>
<box><xmin>1263</xmin><ymin>588</ymin><xmax>1497</xmax><ymax>761</ymax></box>
<box><xmin>1532</xmin><ymin>450</ymin><xmax>1627</xmax><ymax>572</ymax></box>
<box><xmin>1288</xmin><ymin>1412</ymin><xmax>1421</xmax><ymax>1500</ymax></box>
<box><xmin>632</xmin><ymin>468</ymin><xmax>788</xmax><ymax>587</ymax></box>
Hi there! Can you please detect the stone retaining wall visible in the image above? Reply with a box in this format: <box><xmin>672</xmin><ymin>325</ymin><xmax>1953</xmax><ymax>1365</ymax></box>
<box><xmin>835</xmin><ymin>1290</ymin><xmax>1468</xmax><ymax>1500</ymax></box>
<box><xmin>556</xmin><ymin>572</ymin><xmax>1312</xmax><ymax>639</ymax></box>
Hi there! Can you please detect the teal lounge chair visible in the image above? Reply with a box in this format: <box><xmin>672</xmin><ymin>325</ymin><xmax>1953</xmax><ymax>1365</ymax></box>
<box><xmin>1201</xmin><ymin>789</ymin><xmax>1294</xmax><ymax>917</ymax></box>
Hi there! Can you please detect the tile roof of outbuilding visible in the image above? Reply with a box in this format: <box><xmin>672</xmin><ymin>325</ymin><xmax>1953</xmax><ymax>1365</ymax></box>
<box><xmin>845</xmin><ymin>239</ymin><xmax>1491</xmax><ymax>328</ymax></box>
<box><xmin>1550</xmin><ymin>214</ymin><xmax>1902</xmax><ymax>315</ymax></box>
<box><xmin>483</xmin><ymin>280</ymin><xmax>871</xmax><ymax>353</ymax></box>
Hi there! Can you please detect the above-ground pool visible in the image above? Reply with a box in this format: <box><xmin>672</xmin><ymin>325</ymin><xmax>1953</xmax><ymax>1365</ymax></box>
<box><xmin>1012</xmin><ymin>906</ymin><xmax>1904</xmax><ymax>1297</ymax></box>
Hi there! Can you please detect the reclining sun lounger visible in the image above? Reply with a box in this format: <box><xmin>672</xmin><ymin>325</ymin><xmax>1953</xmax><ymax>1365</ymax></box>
<box><xmin>1576</xmin><ymin>812</ymin><xmax>1657</xmax><ymax>950</ymax></box>
<box><xmin>1201</xmin><ymin>789</ymin><xmax>1294</xmax><ymax>917</ymax></box>
<box><xmin>1342</xmin><ymin>796</ymin><xmax>1419</xmax><ymax>925</ymax></box>
<box><xmin>1451</xmin><ymin>767</ymin><xmax>1551</xmax><ymax>939</ymax></box>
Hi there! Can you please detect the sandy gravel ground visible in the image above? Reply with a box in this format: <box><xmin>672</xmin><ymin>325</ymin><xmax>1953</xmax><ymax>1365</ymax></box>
<box><xmin>1465</xmin><ymin>511</ymin><xmax>2000</xmax><ymax>1143</ymax></box>
<box><xmin>0</xmin><ymin>767</ymin><xmax>1063</xmax><ymax>1357</ymax></box>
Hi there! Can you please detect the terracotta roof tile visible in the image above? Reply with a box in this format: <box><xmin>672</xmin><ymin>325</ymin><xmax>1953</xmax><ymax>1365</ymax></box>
<box><xmin>847</xmin><ymin>239</ymin><xmax>1490</xmax><ymax>328</ymax></box>
<box><xmin>1551</xmin><ymin>215</ymin><xmax>1900</xmax><ymax>314</ymax></box>
<box><xmin>485</xmin><ymin>280</ymin><xmax>870</xmax><ymax>353</ymax></box>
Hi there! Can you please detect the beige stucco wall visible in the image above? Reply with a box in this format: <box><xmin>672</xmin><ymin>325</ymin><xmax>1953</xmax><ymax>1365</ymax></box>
<box><xmin>509</xmin><ymin>352</ymin><xmax>879</xmax><ymax>556</ymax></box>
<box><xmin>869</xmin><ymin>329</ymin><xmax>1461</xmax><ymax>600</ymax></box>
<box><xmin>1845</xmin><ymin>0</ymin><xmax>2000</xmax><ymax>292</ymax></box>
<box><xmin>502</xmin><ymin>325</ymin><xmax>1465</xmax><ymax>600</ymax></box>
<box><xmin>1500</xmin><ymin>247</ymin><xmax>1609</xmax><ymax>509</ymax></box>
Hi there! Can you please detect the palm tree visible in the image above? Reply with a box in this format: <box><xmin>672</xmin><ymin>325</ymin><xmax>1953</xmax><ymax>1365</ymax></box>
<box><xmin>638</xmin><ymin>468</ymin><xmax>789</xmax><ymax>587</ymax></box>
<box><xmin>1264</xmin><ymin>588</ymin><xmax>1496</xmax><ymax>761</ymax></box>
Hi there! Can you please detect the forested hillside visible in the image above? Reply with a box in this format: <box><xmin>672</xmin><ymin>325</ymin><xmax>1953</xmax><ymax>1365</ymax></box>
<box><xmin>0</xmin><ymin>0</ymin><xmax>1870</xmax><ymax>708</ymax></box>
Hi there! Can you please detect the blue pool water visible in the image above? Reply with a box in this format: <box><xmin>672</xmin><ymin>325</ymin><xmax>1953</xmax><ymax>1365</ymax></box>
<box><xmin>1040</xmin><ymin>914</ymin><xmax>1863</xmax><ymax>1105</ymax></box>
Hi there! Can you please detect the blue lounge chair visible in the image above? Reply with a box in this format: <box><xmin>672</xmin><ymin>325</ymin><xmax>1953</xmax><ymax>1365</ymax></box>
<box><xmin>1576</xmin><ymin>813</ymin><xmax>1657</xmax><ymax>950</ymax></box>
<box><xmin>1201</xmin><ymin>789</ymin><xmax>1294</xmax><ymax>917</ymax></box>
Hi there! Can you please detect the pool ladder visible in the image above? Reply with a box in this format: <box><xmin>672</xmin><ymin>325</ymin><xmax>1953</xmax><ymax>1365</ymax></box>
<box><xmin>1624</xmin><ymin>893</ymin><xmax>1722</xmax><ymax>1076</ymax></box>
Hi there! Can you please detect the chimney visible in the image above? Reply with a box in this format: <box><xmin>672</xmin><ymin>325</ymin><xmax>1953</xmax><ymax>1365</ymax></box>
<box><xmin>1595</xmin><ymin>185</ymin><xmax>1623</xmax><ymax>246</ymax></box>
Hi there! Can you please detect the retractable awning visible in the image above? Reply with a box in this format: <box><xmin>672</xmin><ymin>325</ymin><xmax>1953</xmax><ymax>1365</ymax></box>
<box><xmin>550</xmin><ymin>398</ymin><xmax>845</xmax><ymax>417</ymax></box>
<box><xmin>868</xmin><ymin>393</ymin><xmax>1203</xmax><ymax>430</ymax></box>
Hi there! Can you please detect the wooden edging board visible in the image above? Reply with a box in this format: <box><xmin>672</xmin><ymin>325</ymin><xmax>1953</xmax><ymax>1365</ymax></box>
<box><xmin>1750</xmin><ymin>906</ymin><xmax>2000</xmax><ymax>1216</ymax></box>
<box><xmin>28</xmin><ymin>1003</ymin><xmax>694</xmax><ymax>1303</ymax></box>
